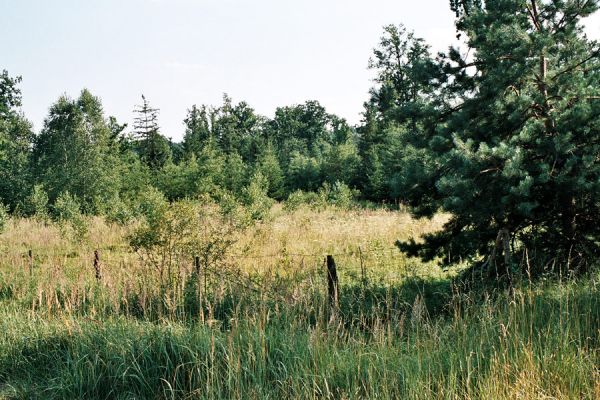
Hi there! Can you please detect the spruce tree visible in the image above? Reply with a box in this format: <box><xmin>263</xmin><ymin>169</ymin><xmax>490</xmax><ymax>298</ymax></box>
<box><xmin>255</xmin><ymin>143</ymin><xmax>285</xmax><ymax>200</ymax></box>
<box><xmin>182</xmin><ymin>104</ymin><xmax>213</xmax><ymax>159</ymax></box>
<box><xmin>133</xmin><ymin>95</ymin><xmax>171</xmax><ymax>170</ymax></box>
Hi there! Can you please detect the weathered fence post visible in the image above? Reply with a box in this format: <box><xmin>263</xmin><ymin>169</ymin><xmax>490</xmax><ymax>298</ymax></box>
<box><xmin>326</xmin><ymin>255</ymin><xmax>339</xmax><ymax>308</ymax></box>
<box><xmin>194</xmin><ymin>256</ymin><xmax>201</xmax><ymax>275</ymax></box>
<box><xmin>93</xmin><ymin>250</ymin><xmax>102</xmax><ymax>282</ymax></box>
<box><xmin>28</xmin><ymin>249</ymin><xmax>33</xmax><ymax>278</ymax></box>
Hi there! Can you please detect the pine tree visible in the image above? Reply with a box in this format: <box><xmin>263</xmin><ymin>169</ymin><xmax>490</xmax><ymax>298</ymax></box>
<box><xmin>399</xmin><ymin>0</ymin><xmax>600</xmax><ymax>275</ymax></box>
<box><xmin>358</xmin><ymin>25</ymin><xmax>439</xmax><ymax>201</ymax></box>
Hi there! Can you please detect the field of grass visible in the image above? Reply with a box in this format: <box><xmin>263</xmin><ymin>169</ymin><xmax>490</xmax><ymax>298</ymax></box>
<box><xmin>0</xmin><ymin>205</ymin><xmax>598</xmax><ymax>399</ymax></box>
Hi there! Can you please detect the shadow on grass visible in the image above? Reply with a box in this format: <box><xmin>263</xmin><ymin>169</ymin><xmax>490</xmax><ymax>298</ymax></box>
<box><xmin>1</xmin><ymin>277</ymin><xmax>598</xmax><ymax>399</ymax></box>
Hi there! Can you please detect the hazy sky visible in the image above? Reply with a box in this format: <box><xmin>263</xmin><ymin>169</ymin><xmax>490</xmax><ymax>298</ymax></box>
<box><xmin>2</xmin><ymin>1</ymin><xmax>599</xmax><ymax>141</ymax></box>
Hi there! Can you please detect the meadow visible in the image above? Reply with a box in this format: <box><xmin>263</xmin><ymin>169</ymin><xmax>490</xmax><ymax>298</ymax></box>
<box><xmin>0</xmin><ymin>204</ymin><xmax>598</xmax><ymax>399</ymax></box>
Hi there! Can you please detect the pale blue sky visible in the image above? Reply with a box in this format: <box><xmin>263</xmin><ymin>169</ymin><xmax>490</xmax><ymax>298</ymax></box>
<box><xmin>2</xmin><ymin>1</ymin><xmax>599</xmax><ymax>141</ymax></box>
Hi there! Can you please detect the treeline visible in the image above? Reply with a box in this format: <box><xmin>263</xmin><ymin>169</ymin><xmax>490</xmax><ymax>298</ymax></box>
<box><xmin>0</xmin><ymin>26</ymin><xmax>416</xmax><ymax>216</ymax></box>
<box><xmin>2</xmin><ymin>0</ymin><xmax>600</xmax><ymax>275</ymax></box>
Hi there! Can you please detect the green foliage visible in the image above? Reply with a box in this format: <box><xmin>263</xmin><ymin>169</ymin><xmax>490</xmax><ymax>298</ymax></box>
<box><xmin>319</xmin><ymin>181</ymin><xmax>359</xmax><ymax>210</ymax></box>
<box><xmin>134</xmin><ymin>186</ymin><xmax>169</xmax><ymax>225</ymax></box>
<box><xmin>254</xmin><ymin>144</ymin><xmax>284</xmax><ymax>200</ymax></box>
<box><xmin>286</xmin><ymin>152</ymin><xmax>321</xmax><ymax>192</ymax></box>
<box><xmin>0</xmin><ymin>202</ymin><xmax>8</xmax><ymax>233</ymax></box>
<box><xmin>242</xmin><ymin>171</ymin><xmax>274</xmax><ymax>220</ymax></box>
<box><xmin>283</xmin><ymin>190</ymin><xmax>321</xmax><ymax>211</ymax></box>
<box><xmin>268</xmin><ymin>100</ymin><xmax>332</xmax><ymax>156</ymax></box>
<box><xmin>32</xmin><ymin>90</ymin><xmax>123</xmax><ymax>213</ymax></box>
<box><xmin>133</xmin><ymin>95</ymin><xmax>172</xmax><ymax>170</ymax></box>
<box><xmin>284</xmin><ymin>182</ymin><xmax>359</xmax><ymax>211</ymax></box>
<box><xmin>53</xmin><ymin>191</ymin><xmax>87</xmax><ymax>240</ymax></box>
<box><xmin>222</xmin><ymin>152</ymin><xmax>248</xmax><ymax>196</ymax></box>
<box><xmin>396</xmin><ymin>0</ymin><xmax>600</xmax><ymax>274</ymax></box>
<box><xmin>182</xmin><ymin>104</ymin><xmax>213</xmax><ymax>159</ymax></box>
<box><xmin>214</xmin><ymin>94</ymin><xmax>263</xmax><ymax>158</ymax></box>
<box><xmin>129</xmin><ymin>197</ymin><xmax>246</xmax><ymax>289</ymax></box>
<box><xmin>0</xmin><ymin>70</ymin><xmax>33</xmax><ymax>211</ymax></box>
<box><xmin>156</xmin><ymin>159</ymin><xmax>201</xmax><ymax>201</ymax></box>
<box><xmin>24</xmin><ymin>184</ymin><xmax>49</xmax><ymax>221</ymax></box>
<box><xmin>321</xmin><ymin>142</ymin><xmax>361</xmax><ymax>186</ymax></box>
<box><xmin>103</xmin><ymin>195</ymin><xmax>133</xmax><ymax>226</ymax></box>
<box><xmin>2</xmin><ymin>1</ymin><xmax>600</xmax><ymax>284</ymax></box>
<box><xmin>367</xmin><ymin>24</ymin><xmax>437</xmax><ymax>121</ymax></box>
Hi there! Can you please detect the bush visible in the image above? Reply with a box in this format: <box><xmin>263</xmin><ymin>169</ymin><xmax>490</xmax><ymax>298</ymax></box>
<box><xmin>285</xmin><ymin>182</ymin><xmax>359</xmax><ymax>211</ymax></box>
<box><xmin>242</xmin><ymin>172</ymin><xmax>274</xmax><ymax>221</ymax></box>
<box><xmin>0</xmin><ymin>202</ymin><xmax>8</xmax><ymax>233</ymax></box>
<box><xmin>104</xmin><ymin>195</ymin><xmax>134</xmax><ymax>226</ymax></box>
<box><xmin>129</xmin><ymin>198</ymin><xmax>247</xmax><ymax>290</ymax></box>
<box><xmin>284</xmin><ymin>190</ymin><xmax>321</xmax><ymax>211</ymax></box>
<box><xmin>131</xmin><ymin>185</ymin><xmax>169</xmax><ymax>223</ymax></box>
<box><xmin>53</xmin><ymin>192</ymin><xmax>87</xmax><ymax>240</ymax></box>
<box><xmin>320</xmin><ymin>181</ymin><xmax>359</xmax><ymax>209</ymax></box>
<box><xmin>25</xmin><ymin>184</ymin><xmax>49</xmax><ymax>221</ymax></box>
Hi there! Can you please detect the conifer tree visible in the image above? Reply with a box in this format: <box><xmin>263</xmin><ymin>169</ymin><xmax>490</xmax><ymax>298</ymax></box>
<box><xmin>399</xmin><ymin>0</ymin><xmax>600</xmax><ymax>274</ymax></box>
<box><xmin>133</xmin><ymin>95</ymin><xmax>171</xmax><ymax>170</ymax></box>
<box><xmin>255</xmin><ymin>143</ymin><xmax>285</xmax><ymax>200</ymax></box>
<box><xmin>182</xmin><ymin>104</ymin><xmax>213</xmax><ymax>159</ymax></box>
<box><xmin>358</xmin><ymin>25</ymin><xmax>439</xmax><ymax>201</ymax></box>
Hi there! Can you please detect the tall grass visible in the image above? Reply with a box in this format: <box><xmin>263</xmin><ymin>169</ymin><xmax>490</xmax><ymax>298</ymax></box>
<box><xmin>0</xmin><ymin>281</ymin><xmax>597</xmax><ymax>399</ymax></box>
<box><xmin>0</xmin><ymin>207</ymin><xmax>598</xmax><ymax>399</ymax></box>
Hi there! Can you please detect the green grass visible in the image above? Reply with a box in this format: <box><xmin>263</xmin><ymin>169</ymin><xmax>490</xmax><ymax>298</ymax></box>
<box><xmin>0</xmin><ymin>278</ymin><xmax>598</xmax><ymax>399</ymax></box>
<box><xmin>0</xmin><ymin>213</ymin><xmax>598</xmax><ymax>399</ymax></box>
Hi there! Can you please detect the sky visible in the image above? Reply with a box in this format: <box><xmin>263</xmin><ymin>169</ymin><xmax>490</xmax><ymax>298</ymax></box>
<box><xmin>2</xmin><ymin>1</ymin><xmax>599</xmax><ymax>141</ymax></box>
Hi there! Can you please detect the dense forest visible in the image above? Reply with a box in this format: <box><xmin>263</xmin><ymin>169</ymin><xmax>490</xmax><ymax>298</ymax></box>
<box><xmin>2</xmin><ymin>0</ymin><xmax>600</xmax><ymax>273</ymax></box>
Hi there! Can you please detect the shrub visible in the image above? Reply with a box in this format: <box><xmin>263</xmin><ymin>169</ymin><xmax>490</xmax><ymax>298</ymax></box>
<box><xmin>104</xmin><ymin>195</ymin><xmax>134</xmax><ymax>226</ymax></box>
<box><xmin>0</xmin><ymin>202</ymin><xmax>8</xmax><ymax>233</ymax></box>
<box><xmin>322</xmin><ymin>181</ymin><xmax>359</xmax><ymax>209</ymax></box>
<box><xmin>285</xmin><ymin>182</ymin><xmax>359</xmax><ymax>211</ymax></box>
<box><xmin>284</xmin><ymin>190</ymin><xmax>321</xmax><ymax>211</ymax></box>
<box><xmin>135</xmin><ymin>186</ymin><xmax>169</xmax><ymax>220</ymax></box>
<box><xmin>25</xmin><ymin>184</ymin><xmax>49</xmax><ymax>221</ymax></box>
<box><xmin>242</xmin><ymin>172</ymin><xmax>274</xmax><ymax>221</ymax></box>
<box><xmin>129</xmin><ymin>198</ymin><xmax>247</xmax><ymax>290</ymax></box>
<box><xmin>53</xmin><ymin>192</ymin><xmax>87</xmax><ymax>240</ymax></box>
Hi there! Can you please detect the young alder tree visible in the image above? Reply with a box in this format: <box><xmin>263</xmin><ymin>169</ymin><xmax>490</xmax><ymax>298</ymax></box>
<box><xmin>0</xmin><ymin>70</ymin><xmax>34</xmax><ymax>211</ymax></box>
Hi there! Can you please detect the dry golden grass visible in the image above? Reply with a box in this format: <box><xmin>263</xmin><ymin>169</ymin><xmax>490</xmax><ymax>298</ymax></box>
<box><xmin>1</xmin><ymin>205</ymin><xmax>446</xmax><ymax>281</ymax></box>
<box><xmin>0</xmin><ymin>205</ymin><xmax>447</xmax><ymax>318</ymax></box>
<box><xmin>235</xmin><ymin>204</ymin><xmax>448</xmax><ymax>278</ymax></box>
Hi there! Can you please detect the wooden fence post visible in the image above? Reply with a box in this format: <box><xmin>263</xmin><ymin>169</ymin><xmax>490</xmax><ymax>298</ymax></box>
<box><xmin>194</xmin><ymin>256</ymin><xmax>201</xmax><ymax>275</ymax></box>
<box><xmin>326</xmin><ymin>255</ymin><xmax>339</xmax><ymax>308</ymax></box>
<box><xmin>94</xmin><ymin>250</ymin><xmax>102</xmax><ymax>282</ymax></box>
<box><xmin>28</xmin><ymin>249</ymin><xmax>33</xmax><ymax>278</ymax></box>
